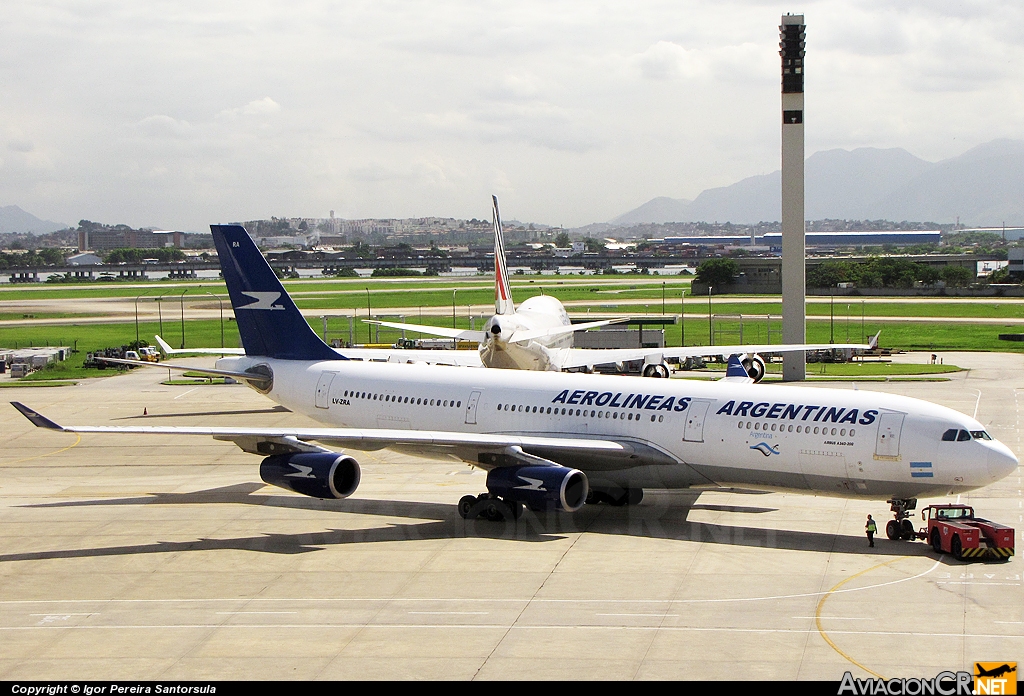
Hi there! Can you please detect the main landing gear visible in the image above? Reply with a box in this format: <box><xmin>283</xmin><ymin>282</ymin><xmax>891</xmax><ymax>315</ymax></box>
<box><xmin>458</xmin><ymin>493</ymin><xmax>524</xmax><ymax>522</ymax></box>
<box><xmin>885</xmin><ymin>498</ymin><xmax>918</xmax><ymax>541</ymax></box>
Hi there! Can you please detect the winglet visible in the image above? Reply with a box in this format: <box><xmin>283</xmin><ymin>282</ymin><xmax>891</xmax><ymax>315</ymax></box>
<box><xmin>725</xmin><ymin>355</ymin><xmax>749</xmax><ymax>378</ymax></box>
<box><xmin>868</xmin><ymin>331</ymin><xmax>881</xmax><ymax>349</ymax></box>
<box><xmin>10</xmin><ymin>402</ymin><xmax>65</xmax><ymax>430</ymax></box>
<box><xmin>154</xmin><ymin>335</ymin><xmax>175</xmax><ymax>354</ymax></box>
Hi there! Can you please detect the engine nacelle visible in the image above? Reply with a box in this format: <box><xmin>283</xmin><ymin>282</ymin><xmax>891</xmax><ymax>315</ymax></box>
<box><xmin>486</xmin><ymin>465</ymin><xmax>589</xmax><ymax>512</ymax></box>
<box><xmin>642</xmin><ymin>362</ymin><xmax>670</xmax><ymax>378</ymax></box>
<box><xmin>741</xmin><ymin>354</ymin><xmax>766</xmax><ymax>383</ymax></box>
<box><xmin>260</xmin><ymin>452</ymin><xmax>361</xmax><ymax>499</ymax></box>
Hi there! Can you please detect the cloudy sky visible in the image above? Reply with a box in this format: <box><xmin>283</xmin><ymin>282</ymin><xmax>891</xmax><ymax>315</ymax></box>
<box><xmin>1</xmin><ymin>1</ymin><xmax>1022</xmax><ymax>231</ymax></box>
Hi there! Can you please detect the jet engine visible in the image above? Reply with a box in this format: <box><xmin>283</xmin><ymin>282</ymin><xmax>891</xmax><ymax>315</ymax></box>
<box><xmin>486</xmin><ymin>465</ymin><xmax>589</xmax><ymax>512</ymax></box>
<box><xmin>740</xmin><ymin>354</ymin><xmax>766</xmax><ymax>382</ymax></box>
<box><xmin>260</xmin><ymin>452</ymin><xmax>361</xmax><ymax>499</ymax></box>
<box><xmin>642</xmin><ymin>363</ymin><xmax>670</xmax><ymax>378</ymax></box>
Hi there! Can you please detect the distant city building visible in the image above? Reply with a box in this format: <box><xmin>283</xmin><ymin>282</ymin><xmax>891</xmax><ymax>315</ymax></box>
<box><xmin>659</xmin><ymin>230</ymin><xmax>942</xmax><ymax>249</ymax></box>
<box><xmin>78</xmin><ymin>228</ymin><xmax>185</xmax><ymax>251</ymax></box>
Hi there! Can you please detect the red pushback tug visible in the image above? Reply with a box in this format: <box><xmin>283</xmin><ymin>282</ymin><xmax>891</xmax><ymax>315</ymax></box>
<box><xmin>915</xmin><ymin>504</ymin><xmax>1015</xmax><ymax>561</ymax></box>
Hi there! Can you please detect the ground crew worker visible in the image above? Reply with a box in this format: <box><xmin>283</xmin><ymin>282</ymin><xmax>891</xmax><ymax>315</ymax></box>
<box><xmin>865</xmin><ymin>515</ymin><xmax>877</xmax><ymax>547</ymax></box>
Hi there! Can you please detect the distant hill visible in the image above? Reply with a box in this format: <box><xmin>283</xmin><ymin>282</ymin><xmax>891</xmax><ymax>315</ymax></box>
<box><xmin>614</xmin><ymin>139</ymin><xmax>1024</xmax><ymax>226</ymax></box>
<box><xmin>0</xmin><ymin>205</ymin><xmax>68</xmax><ymax>234</ymax></box>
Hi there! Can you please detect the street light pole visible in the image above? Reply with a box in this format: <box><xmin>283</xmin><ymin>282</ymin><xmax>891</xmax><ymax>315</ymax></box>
<box><xmin>178</xmin><ymin>289</ymin><xmax>188</xmax><ymax>349</ymax></box>
<box><xmin>206</xmin><ymin>291</ymin><xmax>224</xmax><ymax>349</ymax></box>
<box><xmin>156</xmin><ymin>290</ymin><xmax>170</xmax><ymax>338</ymax></box>
<box><xmin>134</xmin><ymin>291</ymin><xmax>150</xmax><ymax>346</ymax></box>
<box><xmin>708</xmin><ymin>285</ymin><xmax>713</xmax><ymax>346</ymax></box>
<box><xmin>452</xmin><ymin>289</ymin><xmax>458</xmax><ymax>329</ymax></box>
<box><xmin>680</xmin><ymin>291</ymin><xmax>685</xmax><ymax>347</ymax></box>
<box><xmin>365</xmin><ymin>288</ymin><xmax>371</xmax><ymax>343</ymax></box>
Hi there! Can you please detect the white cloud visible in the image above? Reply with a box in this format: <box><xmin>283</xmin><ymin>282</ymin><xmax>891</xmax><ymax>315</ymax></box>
<box><xmin>216</xmin><ymin>97</ymin><xmax>281</xmax><ymax>121</ymax></box>
<box><xmin>0</xmin><ymin>1</ymin><xmax>1021</xmax><ymax>228</ymax></box>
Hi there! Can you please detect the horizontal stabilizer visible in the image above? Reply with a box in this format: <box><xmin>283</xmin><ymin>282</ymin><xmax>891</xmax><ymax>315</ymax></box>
<box><xmin>364</xmin><ymin>320</ymin><xmax>487</xmax><ymax>343</ymax></box>
<box><xmin>156</xmin><ymin>335</ymin><xmax>244</xmax><ymax>356</ymax></box>
<box><xmin>92</xmin><ymin>356</ymin><xmax>270</xmax><ymax>387</ymax></box>
<box><xmin>509</xmin><ymin>317</ymin><xmax>629</xmax><ymax>345</ymax></box>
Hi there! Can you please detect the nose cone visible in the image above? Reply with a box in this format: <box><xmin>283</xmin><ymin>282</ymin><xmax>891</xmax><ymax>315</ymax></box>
<box><xmin>987</xmin><ymin>441</ymin><xmax>1019</xmax><ymax>483</ymax></box>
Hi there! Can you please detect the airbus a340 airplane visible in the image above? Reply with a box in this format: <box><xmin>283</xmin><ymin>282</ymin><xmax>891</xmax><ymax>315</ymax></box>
<box><xmin>13</xmin><ymin>224</ymin><xmax>1017</xmax><ymax>535</ymax></box>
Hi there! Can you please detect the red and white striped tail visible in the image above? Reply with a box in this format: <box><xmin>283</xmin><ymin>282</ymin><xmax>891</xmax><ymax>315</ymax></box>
<box><xmin>492</xmin><ymin>195</ymin><xmax>514</xmax><ymax>316</ymax></box>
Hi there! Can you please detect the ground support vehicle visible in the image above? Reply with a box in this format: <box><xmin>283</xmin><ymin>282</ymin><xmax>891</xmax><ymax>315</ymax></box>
<box><xmin>914</xmin><ymin>504</ymin><xmax>1014</xmax><ymax>561</ymax></box>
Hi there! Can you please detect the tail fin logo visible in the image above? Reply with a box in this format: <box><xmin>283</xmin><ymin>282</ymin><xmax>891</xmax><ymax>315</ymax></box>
<box><xmin>237</xmin><ymin>291</ymin><xmax>285</xmax><ymax>311</ymax></box>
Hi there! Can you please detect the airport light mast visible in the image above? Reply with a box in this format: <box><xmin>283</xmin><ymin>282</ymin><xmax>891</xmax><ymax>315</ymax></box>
<box><xmin>780</xmin><ymin>14</ymin><xmax>806</xmax><ymax>381</ymax></box>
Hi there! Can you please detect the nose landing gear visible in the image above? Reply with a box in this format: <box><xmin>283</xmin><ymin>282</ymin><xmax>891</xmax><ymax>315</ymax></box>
<box><xmin>885</xmin><ymin>498</ymin><xmax>918</xmax><ymax>540</ymax></box>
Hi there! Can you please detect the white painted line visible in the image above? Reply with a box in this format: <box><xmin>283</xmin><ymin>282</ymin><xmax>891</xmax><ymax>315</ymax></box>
<box><xmin>29</xmin><ymin>613</ymin><xmax>96</xmax><ymax>616</ymax></box>
<box><xmin>408</xmin><ymin>611</ymin><xmax>489</xmax><ymax>615</ymax></box>
<box><xmin>596</xmin><ymin>613</ymin><xmax>679</xmax><ymax>618</ymax></box>
<box><xmin>215</xmin><ymin>611</ymin><xmax>297</xmax><ymax>615</ymax></box>
<box><xmin>173</xmin><ymin>387</ymin><xmax>199</xmax><ymax>400</ymax></box>
<box><xmin>937</xmin><ymin>582</ymin><xmax>1022</xmax><ymax>586</ymax></box>
<box><xmin>1</xmin><ymin>624</ymin><xmax>1022</xmax><ymax>639</ymax></box>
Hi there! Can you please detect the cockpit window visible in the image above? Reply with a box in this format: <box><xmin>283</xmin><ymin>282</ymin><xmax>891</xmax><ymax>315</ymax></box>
<box><xmin>941</xmin><ymin>429</ymin><xmax>957</xmax><ymax>441</ymax></box>
<box><xmin>970</xmin><ymin>430</ymin><xmax>992</xmax><ymax>440</ymax></box>
<box><xmin>957</xmin><ymin>429</ymin><xmax>971</xmax><ymax>441</ymax></box>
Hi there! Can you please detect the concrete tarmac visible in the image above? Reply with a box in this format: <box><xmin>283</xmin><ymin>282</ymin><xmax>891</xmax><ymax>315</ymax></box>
<box><xmin>0</xmin><ymin>354</ymin><xmax>1020</xmax><ymax>680</ymax></box>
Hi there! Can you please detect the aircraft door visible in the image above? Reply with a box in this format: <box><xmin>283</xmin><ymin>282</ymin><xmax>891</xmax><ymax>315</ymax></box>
<box><xmin>465</xmin><ymin>390</ymin><xmax>482</xmax><ymax>424</ymax></box>
<box><xmin>315</xmin><ymin>372</ymin><xmax>336</xmax><ymax>409</ymax></box>
<box><xmin>874</xmin><ymin>412</ymin><xmax>905</xmax><ymax>459</ymax></box>
<box><xmin>683</xmin><ymin>400</ymin><xmax>712</xmax><ymax>442</ymax></box>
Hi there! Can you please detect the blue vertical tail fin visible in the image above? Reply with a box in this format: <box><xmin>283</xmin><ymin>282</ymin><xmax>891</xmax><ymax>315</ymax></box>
<box><xmin>211</xmin><ymin>224</ymin><xmax>340</xmax><ymax>361</ymax></box>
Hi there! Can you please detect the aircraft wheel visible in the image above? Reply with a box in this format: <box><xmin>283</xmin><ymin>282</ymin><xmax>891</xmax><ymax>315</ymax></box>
<box><xmin>482</xmin><ymin>498</ymin><xmax>513</xmax><ymax>522</ymax></box>
<box><xmin>900</xmin><ymin>519</ymin><xmax>916</xmax><ymax>540</ymax></box>
<box><xmin>951</xmin><ymin>535</ymin><xmax>964</xmax><ymax>561</ymax></box>
<box><xmin>458</xmin><ymin>495</ymin><xmax>477</xmax><ymax>519</ymax></box>
<box><xmin>507</xmin><ymin>500</ymin><xmax>524</xmax><ymax>520</ymax></box>
<box><xmin>885</xmin><ymin>519</ymin><xmax>901</xmax><ymax>540</ymax></box>
<box><xmin>931</xmin><ymin>529</ymin><xmax>942</xmax><ymax>553</ymax></box>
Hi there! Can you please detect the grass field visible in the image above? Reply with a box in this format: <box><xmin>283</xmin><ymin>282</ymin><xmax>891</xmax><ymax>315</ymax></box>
<box><xmin>6</xmin><ymin>275</ymin><xmax>1024</xmax><ymax>385</ymax></box>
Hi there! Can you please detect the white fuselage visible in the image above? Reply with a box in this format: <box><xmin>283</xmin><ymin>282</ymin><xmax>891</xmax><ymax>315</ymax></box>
<box><xmin>220</xmin><ymin>355</ymin><xmax>1018</xmax><ymax>500</ymax></box>
<box><xmin>479</xmin><ymin>295</ymin><xmax>572</xmax><ymax>371</ymax></box>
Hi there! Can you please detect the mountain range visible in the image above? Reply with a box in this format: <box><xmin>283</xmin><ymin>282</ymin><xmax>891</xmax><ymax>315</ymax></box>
<box><xmin>0</xmin><ymin>205</ymin><xmax>68</xmax><ymax>234</ymax></box>
<box><xmin>613</xmin><ymin>139</ymin><xmax>1024</xmax><ymax>226</ymax></box>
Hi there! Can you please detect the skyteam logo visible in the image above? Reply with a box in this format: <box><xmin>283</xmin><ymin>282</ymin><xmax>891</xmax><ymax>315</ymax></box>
<box><xmin>237</xmin><ymin>291</ymin><xmax>286</xmax><ymax>311</ymax></box>
<box><xmin>750</xmin><ymin>442</ymin><xmax>780</xmax><ymax>457</ymax></box>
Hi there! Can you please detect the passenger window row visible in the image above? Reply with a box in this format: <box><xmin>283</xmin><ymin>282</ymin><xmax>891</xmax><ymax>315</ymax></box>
<box><xmin>344</xmin><ymin>390</ymin><xmax>461</xmax><ymax>408</ymax></box>
<box><xmin>738</xmin><ymin>420</ymin><xmax>855</xmax><ymax>437</ymax></box>
<box><xmin>497</xmin><ymin>403</ymin><xmax>666</xmax><ymax>423</ymax></box>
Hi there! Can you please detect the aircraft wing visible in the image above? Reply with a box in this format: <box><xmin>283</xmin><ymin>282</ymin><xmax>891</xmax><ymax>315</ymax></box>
<box><xmin>11</xmin><ymin>401</ymin><xmax>634</xmax><ymax>460</ymax></box>
<box><xmin>508</xmin><ymin>317</ymin><xmax>630</xmax><ymax>344</ymax></box>
<box><xmin>364</xmin><ymin>320</ymin><xmax>488</xmax><ymax>343</ymax></box>
<box><xmin>558</xmin><ymin>340</ymin><xmax>875</xmax><ymax>370</ymax></box>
